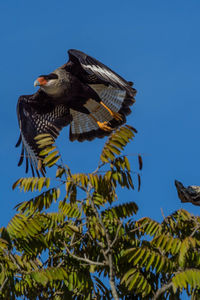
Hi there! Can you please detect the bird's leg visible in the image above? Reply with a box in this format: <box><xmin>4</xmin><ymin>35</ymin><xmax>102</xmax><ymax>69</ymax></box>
<box><xmin>89</xmin><ymin>114</ymin><xmax>113</xmax><ymax>132</ymax></box>
<box><xmin>100</xmin><ymin>101</ymin><xmax>123</xmax><ymax>121</ymax></box>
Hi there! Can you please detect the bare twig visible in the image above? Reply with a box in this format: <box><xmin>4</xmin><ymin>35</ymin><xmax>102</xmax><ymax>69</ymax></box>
<box><xmin>7</xmin><ymin>252</ymin><xmax>21</xmax><ymax>271</ymax></box>
<box><xmin>69</xmin><ymin>235</ymin><xmax>85</xmax><ymax>247</ymax></box>
<box><xmin>64</xmin><ymin>242</ymin><xmax>106</xmax><ymax>266</ymax></box>
<box><xmin>0</xmin><ymin>277</ymin><xmax>8</xmax><ymax>293</ymax></box>
<box><xmin>153</xmin><ymin>281</ymin><xmax>173</xmax><ymax>300</ymax></box>
<box><xmin>110</xmin><ymin>222</ymin><xmax>123</xmax><ymax>248</ymax></box>
<box><xmin>161</xmin><ymin>208</ymin><xmax>165</xmax><ymax>220</ymax></box>
<box><xmin>70</xmin><ymin>232</ymin><xmax>76</xmax><ymax>246</ymax></box>
<box><xmin>130</xmin><ymin>223</ymin><xmax>147</xmax><ymax>233</ymax></box>
<box><xmin>190</xmin><ymin>217</ymin><xmax>200</xmax><ymax>237</ymax></box>
<box><xmin>92</xmin><ymin>162</ymin><xmax>104</xmax><ymax>175</ymax></box>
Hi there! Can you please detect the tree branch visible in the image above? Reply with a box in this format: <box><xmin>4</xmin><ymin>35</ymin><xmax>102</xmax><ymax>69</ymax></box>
<box><xmin>0</xmin><ymin>277</ymin><xmax>8</xmax><ymax>293</ymax></box>
<box><xmin>110</xmin><ymin>222</ymin><xmax>123</xmax><ymax>248</ymax></box>
<box><xmin>7</xmin><ymin>252</ymin><xmax>22</xmax><ymax>271</ymax></box>
<box><xmin>108</xmin><ymin>252</ymin><xmax>119</xmax><ymax>300</ymax></box>
<box><xmin>153</xmin><ymin>281</ymin><xmax>173</xmax><ymax>300</ymax></box>
<box><xmin>64</xmin><ymin>242</ymin><xmax>106</xmax><ymax>266</ymax></box>
<box><xmin>88</xmin><ymin>188</ymin><xmax>119</xmax><ymax>300</ymax></box>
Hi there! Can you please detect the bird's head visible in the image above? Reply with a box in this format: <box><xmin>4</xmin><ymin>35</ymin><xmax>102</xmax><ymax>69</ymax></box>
<box><xmin>34</xmin><ymin>73</ymin><xmax>58</xmax><ymax>87</ymax></box>
<box><xmin>34</xmin><ymin>73</ymin><xmax>60</xmax><ymax>96</ymax></box>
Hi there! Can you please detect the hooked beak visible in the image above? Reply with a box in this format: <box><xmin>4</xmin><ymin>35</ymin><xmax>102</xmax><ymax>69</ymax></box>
<box><xmin>34</xmin><ymin>77</ymin><xmax>47</xmax><ymax>87</ymax></box>
<box><xmin>34</xmin><ymin>79</ymin><xmax>40</xmax><ymax>87</ymax></box>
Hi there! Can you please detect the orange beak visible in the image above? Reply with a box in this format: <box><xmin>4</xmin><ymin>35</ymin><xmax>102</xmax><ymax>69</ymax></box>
<box><xmin>34</xmin><ymin>77</ymin><xmax>47</xmax><ymax>87</ymax></box>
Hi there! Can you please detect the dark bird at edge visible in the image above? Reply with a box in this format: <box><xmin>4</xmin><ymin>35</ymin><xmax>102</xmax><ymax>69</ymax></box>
<box><xmin>16</xmin><ymin>49</ymin><xmax>136</xmax><ymax>176</ymax></box>
<box><xmin>175</xmin><ymin>180</ymin><xmax>200</xmax><ymax>206</ymax></box>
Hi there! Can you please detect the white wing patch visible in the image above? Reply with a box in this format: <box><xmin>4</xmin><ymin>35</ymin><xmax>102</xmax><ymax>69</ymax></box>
<box><xmin>70</xmin><ymin>109</ymin><xmax>97</xmax><ymax>135</ymax></box>
<box><xmin>83</xmin><ymin>64</ymin><xmax>125</xmax><ymax>86</ymax></box>
<box><xmin>70</xmin><ymin>85</ymin><xmax>126</xmax><ymax>136</ymax></box>
<box><xmin>70</xmin><ymin>104</ymin><xmax>111</xmax><ymax>136</ymax></box>
<box><xmin>70</xmin><ymin>84</ymin><xmax>126</xmax><ymax>135</ymax></box>
<box><xmin>90</xmin><ymin>84</ymin><xmax>126</xmax><ymax>112</ymax></box>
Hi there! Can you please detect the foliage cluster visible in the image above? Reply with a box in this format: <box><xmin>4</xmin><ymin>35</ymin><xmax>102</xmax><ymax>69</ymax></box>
<box><xmin>1</xmin><ymin>125</ymin><xmax>200</xmax><ymax>299</ymax></box>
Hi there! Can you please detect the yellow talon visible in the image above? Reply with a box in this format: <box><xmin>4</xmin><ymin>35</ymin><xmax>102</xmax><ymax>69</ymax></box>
<box><xmin>97</xmin><ymin>121</ymin><xmax>113</xmax><ymax>132</ymax></box>
<box><xmin>100</xmin><ymin>101</ymin><xmax>122</xmax><ymax>121</ymax></box>
<box><xmin>110</xmin><ymin>111</ymin><xmax>123</xmax><ymax>121</ymax></box>
<box><xmin>89</xmin><ymin>113</ymin><xmax>113</xmax><ymax>131</ymax></box>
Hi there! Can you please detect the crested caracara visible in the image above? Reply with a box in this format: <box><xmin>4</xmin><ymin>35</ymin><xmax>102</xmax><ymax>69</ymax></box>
<box><xmin>16</xmin><ymin>49</ymin><xmax>136</xmax><ymax>176</ymax></box>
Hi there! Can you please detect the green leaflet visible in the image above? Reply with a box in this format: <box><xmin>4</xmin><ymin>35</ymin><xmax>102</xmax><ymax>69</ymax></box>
<box><xmin>100</xmin><ymin>125</ymin><xmax>137</xmax><ymax>163</ymax></box>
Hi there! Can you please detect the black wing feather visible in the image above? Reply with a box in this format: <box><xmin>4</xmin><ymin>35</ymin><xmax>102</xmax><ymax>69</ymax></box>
<box><xmin>16</xmin><ymin>49</ymin><xmax>137</xmax><ymax>171</ymax></box>
<box><xmin>16</xmin><ymin>91</ymin><xmax>70</xmax><ymax>176</ymax></box>
<box><xmin>15</xmin><ymin>135</ymin><xmax>22</xmax><ymax>147</ymax></box>
<box><xmin>62</xmin><ymin>49</ymin><xmax>137</xmax><ymax>142</ymax></box>
<box><xmin>65</xmin><ymin>49</ymin><xmax>136</xmax><ymax>96</ymax></box>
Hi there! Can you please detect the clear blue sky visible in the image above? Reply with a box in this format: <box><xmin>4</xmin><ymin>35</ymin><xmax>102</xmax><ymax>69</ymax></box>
<box><xmin>1</xmin><ymin>1</ymin><xmax>200</xmax><ymax>231</ymax></box>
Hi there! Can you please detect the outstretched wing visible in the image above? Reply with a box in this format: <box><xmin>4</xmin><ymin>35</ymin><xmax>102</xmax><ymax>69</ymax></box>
<box><xmin>63</xmin><ymin>49</ymin><xmax>136</xmax><ymax>141</ymax></box>
<box><xmin>16</xmin><ymin>92</ymin><xmax>70</xmax><ymax>176</ymax></box>
<box><xmin>65</xmin><ymin>49</ymin><xmax>135</xmax><ymax>94</ymax></box>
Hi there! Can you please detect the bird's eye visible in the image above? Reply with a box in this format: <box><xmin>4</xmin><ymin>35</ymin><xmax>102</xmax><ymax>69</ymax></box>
<box><xmin>38</xmin><ymin>74</ymin><xmax>58</xmax><ymax>81</ymax></box>
<box><xmin>38</xmin><ymin>75</ymin><xmax>48</xmax><ymax>80</ymax></box>
<box><xmin>48</xmin><ymin>73</ymin><xmax>58</xmax><ymax>80</ymax></box>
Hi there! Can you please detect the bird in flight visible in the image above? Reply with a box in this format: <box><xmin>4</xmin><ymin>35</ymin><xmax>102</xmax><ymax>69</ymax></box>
<box><xmin>16</xmin><ymin>49</ymin><xmax>136</xmax><ymax>176</ymax></box>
